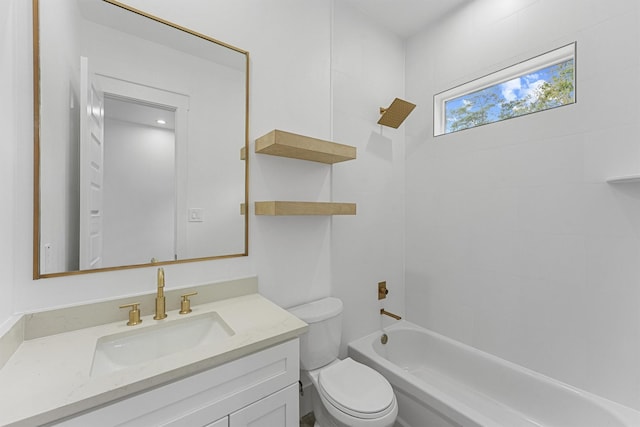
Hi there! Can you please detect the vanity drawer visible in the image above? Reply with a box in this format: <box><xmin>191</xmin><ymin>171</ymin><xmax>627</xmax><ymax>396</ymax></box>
<box><xmin>52</xmin><ymin>339</ymin><xmax>299</xmax><ymax>426</ymax></box>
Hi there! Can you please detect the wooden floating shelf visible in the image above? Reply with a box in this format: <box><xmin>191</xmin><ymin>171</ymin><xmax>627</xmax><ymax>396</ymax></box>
<box><xmin>255</xmin><ymin>130</ymin><xmax>356</xmax><ymax>164</ymax></box>
<box><xmin>255</xmin><ymin>201</ymin><xmax>356</xmax><ymax>216</ymax></box>
<box><xmin>606</xmin><ymin>174</ymin><xmax>640</xmax><ymax>184</ymax></box>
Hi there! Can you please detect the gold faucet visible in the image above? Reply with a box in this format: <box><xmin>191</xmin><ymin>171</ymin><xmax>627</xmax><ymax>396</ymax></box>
<box><xmin>154</xmin><ymin>267</ymin><xmax>167</xmax><ymax>320</ymax></box>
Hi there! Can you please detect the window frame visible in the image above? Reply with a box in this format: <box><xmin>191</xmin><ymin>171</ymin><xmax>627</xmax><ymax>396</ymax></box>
<box><xmin>433</xmin><ymin>43</ymin><xmax>576</xmax><ymax>136</ymax></box>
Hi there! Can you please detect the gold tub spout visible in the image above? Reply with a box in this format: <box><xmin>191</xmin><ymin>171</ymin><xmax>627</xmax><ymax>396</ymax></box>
<box><xmin>380</xmin><ymin>308</ymin><xmax>401</xmax><ymax>320</ymax></box>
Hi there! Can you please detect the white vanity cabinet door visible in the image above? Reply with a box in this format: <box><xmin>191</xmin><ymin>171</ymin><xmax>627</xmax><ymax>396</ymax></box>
<box><xmin>205</xmin><ymin>416</ymin><xmax>229</xmax><ymax>427</ymax></box>
<box><xmin>229</xmin><ymin>383</ymin><xmax>298</xmax><ymax>427</ymax></box>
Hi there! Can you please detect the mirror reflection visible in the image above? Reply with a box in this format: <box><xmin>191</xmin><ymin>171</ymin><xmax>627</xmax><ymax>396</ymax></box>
<box><xmin>34</xmin><ymin>0</ymin><xmax>249</xmax><ymax>278</ymax></box>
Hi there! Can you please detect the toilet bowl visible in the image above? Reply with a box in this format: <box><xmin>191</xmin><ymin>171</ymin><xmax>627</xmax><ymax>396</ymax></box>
<box><xmin>288</xmin><ymin>298</ymin><xmax>398</xmax><ymax>427</ymax></box>
<box><xmin>307</xmin><ymin>358</ymin><xmax>397</xmax><ymax>427</ymax></box>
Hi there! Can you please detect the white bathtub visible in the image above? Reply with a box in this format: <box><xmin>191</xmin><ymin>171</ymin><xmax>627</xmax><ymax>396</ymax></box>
<box><xmin>348</xmin><ymin>320</ymin><xmax>640</xmax><ymax>427</ymax></box>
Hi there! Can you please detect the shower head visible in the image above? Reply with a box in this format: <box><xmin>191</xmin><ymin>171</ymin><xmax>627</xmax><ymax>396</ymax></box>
<box><xmin>377</xmin><ymin>98</ymin><xmax>416</xmax><ymax>128</ymax></box>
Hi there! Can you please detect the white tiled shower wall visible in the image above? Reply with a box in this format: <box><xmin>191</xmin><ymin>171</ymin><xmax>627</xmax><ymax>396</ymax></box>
<box><xmin>405</xmin><ymin>0</ymin><xmax>640</xmax><ymax>409</ymax></box>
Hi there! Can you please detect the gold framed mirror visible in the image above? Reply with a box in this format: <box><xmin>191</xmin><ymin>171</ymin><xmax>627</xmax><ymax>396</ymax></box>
<box><xmin>33</xmin><ymin>0</ymin><xmax>249</xmax><ymax>279</ymax></box>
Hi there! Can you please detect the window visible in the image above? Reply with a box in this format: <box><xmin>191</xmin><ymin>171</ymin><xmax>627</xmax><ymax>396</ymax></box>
<box><xmin>434</xmin><ymin>43</ymin><xmax>576</xmax><ymax>136</ymax></box>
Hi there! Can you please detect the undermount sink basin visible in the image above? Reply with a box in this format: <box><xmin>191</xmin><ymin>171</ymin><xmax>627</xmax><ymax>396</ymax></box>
<box><xmin>90</xmin><ymin>312</ymin><xmax>234</xmax><ymax>376</ymax></box>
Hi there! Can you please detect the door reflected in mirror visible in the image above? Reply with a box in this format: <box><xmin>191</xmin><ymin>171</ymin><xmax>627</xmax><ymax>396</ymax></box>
<box><xmin>101</xmin><ymin>96</ymin><xmax>176</xmax><ymax>269</ymax></box>
<box><xmin>34</xmin><ymin>0</ymin><xmax>249</xmax><ymax>278</ymax></box>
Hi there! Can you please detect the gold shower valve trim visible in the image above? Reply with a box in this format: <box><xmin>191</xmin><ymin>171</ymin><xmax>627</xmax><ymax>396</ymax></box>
<box><xmin>378</xmin><ymin>281</ymin><xmax>388</xmax><ymax>300</ymax></box>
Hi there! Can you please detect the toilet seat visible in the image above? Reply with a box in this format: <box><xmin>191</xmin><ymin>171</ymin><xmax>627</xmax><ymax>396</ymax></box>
<box><xmin>318</xmin><ymin>358</ymin><xmax>395</xmax><ymax>419</ymax></box>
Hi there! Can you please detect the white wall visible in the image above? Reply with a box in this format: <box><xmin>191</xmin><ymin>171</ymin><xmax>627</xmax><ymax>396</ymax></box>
<box><xmin>6</xmin><ymin>0</ymin><xmax>639</xmax><ymax>413</ymax></box>
<box><xmin>0</xmin><ymin>1</ymin><xmax>20</xmax><ymax>324</ymax></box>
<box><xmin>5</xmin><ymin>0</ymin><xmax>335</xmax><ymax>316</ymax></box>
<box><xmin>38</xmin><ymin>0</ymin><xmax>82</xmax><ymax>273</ymax></box>
<box><xmin>5</xmin><ymin>0</ymin><xmax>407</xmax><ymax>330</ymax></box>
<box><xmin>330</xmin><ymin>1</ymin><xmax>407</xmax><ymax>356</ymax></box>
<box><xmin>3</xmin><ymin>1</ymin><xmax>407</xmax><ymax>358</ymax></box>
<box><xmin>406</xmin><ymin>0</ymin><xmax>640</xmax><ymax>409</ymax></box>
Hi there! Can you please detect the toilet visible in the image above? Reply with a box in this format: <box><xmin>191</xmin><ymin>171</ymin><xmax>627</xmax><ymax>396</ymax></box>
<box><xmin>288</xmin><ymin>297</ymin><xmax>398</xmax><ymax>427</ymax></box>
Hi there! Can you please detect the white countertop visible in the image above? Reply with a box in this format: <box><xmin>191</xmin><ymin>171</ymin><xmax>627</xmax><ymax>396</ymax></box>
<box><xmin>0</xmin><ymin>292</ymin><xmax>307</xmax><ymax>426</ymax></box>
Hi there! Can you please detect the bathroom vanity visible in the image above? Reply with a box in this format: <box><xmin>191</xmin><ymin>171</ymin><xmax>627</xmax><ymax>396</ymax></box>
<box><xmin>0</xmin><ymin>277</ymin><xmax>307</xmax><ymax>426</ymax></box>
<box><xmin>53</xmin><ymin>340</ymin><xmax>300</xmax><ymax>426</ymax></box>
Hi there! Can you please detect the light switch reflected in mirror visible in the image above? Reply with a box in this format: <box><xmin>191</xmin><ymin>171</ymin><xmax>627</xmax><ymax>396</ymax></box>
<box><xmin>33</xmin><ymin>0</ymin><xmax>249</xmax><ymax>278</ymax></box>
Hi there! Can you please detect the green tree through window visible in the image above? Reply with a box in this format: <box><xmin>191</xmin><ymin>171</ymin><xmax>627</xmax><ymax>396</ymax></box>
<box><xmin>444</xmin><ymin>59</ymin><xmax>575</xmax><ymax>134</ymax></box>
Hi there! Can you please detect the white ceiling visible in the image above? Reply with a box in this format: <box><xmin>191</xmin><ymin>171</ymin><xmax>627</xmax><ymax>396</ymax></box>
<box><xmin>105</xmin><ymin>97</ymin><xmax>176</xmax><ymax>131</ymax></box>
<box><xmin>343</xmin><ymin>0</ymin><xmax>472</xmax><ymax>38</ymax></box>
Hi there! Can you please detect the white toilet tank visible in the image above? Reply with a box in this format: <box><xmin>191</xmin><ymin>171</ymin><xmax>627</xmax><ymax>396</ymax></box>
<box><xmin>288</xmin><ymin>297</ymin><xmax>343</xmax><ymax>371</ymax></box>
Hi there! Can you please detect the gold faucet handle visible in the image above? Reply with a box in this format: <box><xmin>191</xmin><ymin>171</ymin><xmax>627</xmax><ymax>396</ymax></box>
<box><xmin>179</xmin><ymin>292</ymin><xmax>198</xmax><ymax>314</ymax></box>
<box><xmin>119</xmin><ymin>303</ymin><xmax>142</xmax><ymax>326</ymax></box>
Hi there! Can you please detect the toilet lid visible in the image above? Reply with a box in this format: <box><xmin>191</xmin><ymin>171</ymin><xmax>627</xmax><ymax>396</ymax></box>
<box><xmin>318</xmin><ymin>358</ymin><xmax>395</xmax><ymax>419</ymax></box>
